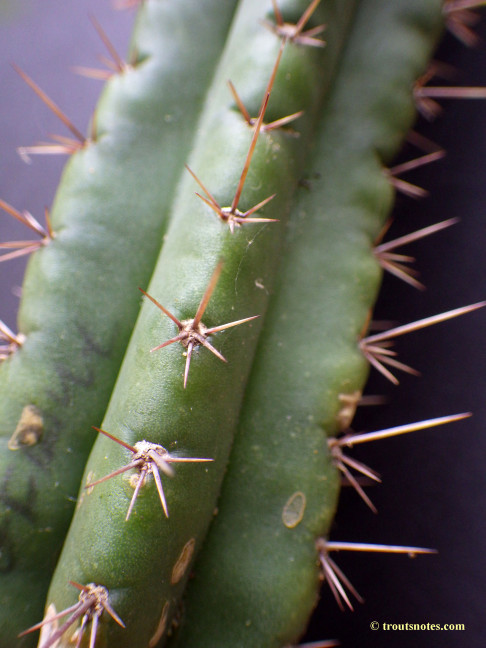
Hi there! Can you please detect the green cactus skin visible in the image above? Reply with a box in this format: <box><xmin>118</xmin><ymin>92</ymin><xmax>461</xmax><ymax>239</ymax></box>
<box><xmin>39</xmin><ymin>2</ymin><xmax>361</xmax><ymax>646</ymax></box>
<box><xmin>0</xmin><ymin>1</ymin><xmax>240</xmax><ymax>643</ymax></box>
<box><xmin>167</xmin><ymin>2</ymin><xmax>446</xmax><ymax>647</ymax></box>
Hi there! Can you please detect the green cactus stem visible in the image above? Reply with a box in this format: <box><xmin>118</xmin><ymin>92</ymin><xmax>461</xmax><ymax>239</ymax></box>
<box><xmin>40</xmin><ymin>3</ymin><xmax>360</xmax><ymax>646</ymax></box>
<box><xmin>0</xmin><ymin>1</ymin><xmax>239</xmax><ymax>642</ymax></box>
<box><xmin>167</xmin><ymin>1</ymin><xmax>456</xmax><ymax>646</ymax></box>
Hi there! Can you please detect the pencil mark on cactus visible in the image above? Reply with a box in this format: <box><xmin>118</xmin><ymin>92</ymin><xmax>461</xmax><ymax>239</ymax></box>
<box><xmin>265</xmin><ymin>0</ymin><xmax>326</xmax><ymax>48</ymax></box>
<box><xmin>360</xmin><ymin>302</ymin><xmax>485</xmax><ymax>384</ymax></box>
<box><xmin>385</xmin><ymin>150</ymin><xmax>446</xmax><ymax>199</ymax></box>
<box><xmin>0</xmin><ymin>199</ymin><xmax>54</xmax><ymax>262</ymax></box>
<box><xmin>77</xmin><ymin>321</ymin><xmax>113</xmax><ymax>359</ymax></box>
<box><xmin>139</xmin><ymin>261</ymin><xmax>259</xmax><ymax>387</ymax></box>
<box><xmin>0</xmin><ymin>469</ymin><xmax>37</xmax><ymax>523</ymax></box>
<box><xmin>73</xmin><ymin>15</ymin><xmax>131</xmax><ymax>81</ymax></box>
<box><xmin>18</xmin><ymin>581</ymin><xmax>125</xmax><ymax>648</ymax></box>
<box><xmin>13</xmin><ymin>64</ymin><xmax>87</xmax><ymax>160</ymax></box>
<box><xmin>329</xmin><ymin>413</ymin><xmax>471</xmax><ymax>511</ymax></box>
<box><xmin>0</xmin><ymin>523</ymin><xmax>14</xmax><ymax>572</ymax></box>
<box><xmin>374</xmin><ymin>218</ymin><xmax>458</xmax><ymax>290</ymax></box>
<box><xmin>86</xmin><ymin>427</ymin><xmax>213</xmax><ymax>519</ymax></box>
<box><xmin>317</xmin><ymin>539</ymin><xmax>436</xmax><ymax>610</ymax></box>
<box><xmin>186</xmin><ymin>93</ymin><xmax>277</xmax><ymax>233</ymax></box>
<box><xmin>55</xmin><ymin>360</ymin><xmax>96</xmax><ymax>394</ymax></box>
<box><xmin>444</xmin><ymin>1</ymin><xmax>484</xmax><ymax>47</ymax></box>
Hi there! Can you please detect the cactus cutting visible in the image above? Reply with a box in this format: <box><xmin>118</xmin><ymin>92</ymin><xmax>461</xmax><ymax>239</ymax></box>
<box><xmin>1</xmin><ymin>1</ymin><xmax>485</xmax><ymax>646</ymax></box>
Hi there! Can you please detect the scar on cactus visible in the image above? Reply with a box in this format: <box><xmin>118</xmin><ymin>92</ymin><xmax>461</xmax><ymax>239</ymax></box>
<box><xmin>8</xmin><ymin>404</ymin><xmax>44</xmax><ymax>450</ymax></box>
<box><xmin>186</xmin><ymin>94</ymin><xmax>277</xmax><ymax>233</ymax></box>
<box><xmin>264</xmin><ymin>0</ymin><xmax>326</xmax><ymax>48</ymax></box>
<box><xmin>317</xmin><ymin>540</ymin><xmax>436</xmax><ymax>611</ymax></box>
<box><xmin>373</xmin><ymin>217</ymin><xmax>457</xmax><ymax>290</ymax></box>
<box><xmin>13</xmin><ymin>64</ymin><xmax>89</xmax><ymax>161</ymax></box>
<box><xmin>86</xmin><ymin>427</ymin><xmax>213</xmax><ymax>520</ymax></box>
<box><xmin>73</xmin><ymin>15</ymin><xmax>132</xmax><ymax>81</ymax></box>
<box><xmin>19</xmin><ymin>581</ymin><xmax>124</xmax><ymax>648</ymax></box>
<box><xmin>329</xmin><ymin>412</ymin><xmax>471</xmax><ymax>512</ymax></box>
<box><xmin>139</xmin><ymin>261</ymin><xmax>259</xmax><ymax>388</ymax></box>
<box><xmin>0</xmin><ymin>198</ymin><xmax>53</xmax><ymax>262</ymax></box>
<box><xmin>360</xmin><ymin>302</ymin><xmax>486</xmax><ymax>384</ymax></box>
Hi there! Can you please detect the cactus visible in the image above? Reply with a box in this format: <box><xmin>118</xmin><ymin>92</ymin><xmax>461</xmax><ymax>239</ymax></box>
<box><xmin>1</xmin><ymin>1</ymin><xmax>485</xmax><ymax>647</ymax></box>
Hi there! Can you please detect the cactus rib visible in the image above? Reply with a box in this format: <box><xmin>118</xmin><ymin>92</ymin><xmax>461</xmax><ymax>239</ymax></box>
<box><xmin>0</xmin><ymin>1</ymin><xmax>239</xmax><ymax>642</ymax></box>
<box><xmin>41</xmin><ymin>2</ymin><xmax>359</xmax><ymax>646</ymax></box>
<box><xmin>167</xmin><ymin>2</ymin><xmax>452</xmax><ymax>646</ymax></box>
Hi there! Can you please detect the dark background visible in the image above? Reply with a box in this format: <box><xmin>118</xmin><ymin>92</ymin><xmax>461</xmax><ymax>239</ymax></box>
<box><xmin>1</xmin><ymin>3</ymin><xmax>485</xmax><ymax>647</ymax></box>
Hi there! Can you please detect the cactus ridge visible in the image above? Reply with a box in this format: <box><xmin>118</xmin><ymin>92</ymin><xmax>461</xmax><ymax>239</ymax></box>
<box><xmin>0</xmin><ymin>0</ymin><xmax>240</xmax><ymax>642</ymax></box>
<box><xmin>40</xmin><ymin>1</ymin><xmax>360</xmax><ymax>646</ymax></box>
<box><xmin>166</xmin><ymin>2</ymin><xmax>464</xmax><ymax>647</ymax></box>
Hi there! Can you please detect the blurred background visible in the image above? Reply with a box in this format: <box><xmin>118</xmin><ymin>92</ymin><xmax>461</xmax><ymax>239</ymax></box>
<box><xmin>1</xmin><ymin>2</ymin><xmax>485</xmax><ymax>647</ymax></box>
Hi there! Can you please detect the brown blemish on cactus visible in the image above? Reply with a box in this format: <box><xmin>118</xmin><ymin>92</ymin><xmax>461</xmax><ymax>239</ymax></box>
<box><xmin>265</xmin><ymin>0</ymin><xmax>326</xmax><ymax>48</ymax></box>
<box><xmin>0</xmin><ymin>199</ymin><xmax>54</xmax><ymax>263</ymax></box>
<box><xmin>186</xmin><ymin>92</ymin><xmax>277</xmax><ymax>234</ymax></box>
<box><xmin>13</xmin><ymin>64</ymin><xmax>88</xmax><ymax>160</ymax></box>
<box><xmin>282</xmin><ymin>491</ymin><xmax>306</xmax><ymax>528</ymax></box>
<box><xmin>373</xmin><ymin>218</ymin><xmax>457</xmax><ymax>290</ymax></box>
<box><xmin>0</xmin><ymin>320</ymin><xmax>25</xmax><ymax>361</ymax></box>
<box><xmin>171</xmin><ymin>538</ymin><xmax>196</xmax><ymax>585</ymax></box>
<box><xmin>360</xmin><ymin>302</ymin><xmax>485</xmax><ymax>384</ymax></box>
<box><xmin>139</xmin><ymin>261</ymin><xmax>259</xmax><ymax>387</ymax></box>
<box><xmin>86</xmin><ymin>427</ymin><xmax>212</xmax><ymax>519</ymax></box>
<box><xmin>149</xmin><ymin>601</ymin><xmax>170</xmax><ymax>648</ymax></box>
<box><xmin>8</xmin><ymin>405</ymin><xmax>43</xmax><ymax>450</ymax></box>
<box><xmin>18</xmin><ymin>581</ymin><xmax>125</xmax><ymax>647</ymax></box>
